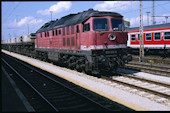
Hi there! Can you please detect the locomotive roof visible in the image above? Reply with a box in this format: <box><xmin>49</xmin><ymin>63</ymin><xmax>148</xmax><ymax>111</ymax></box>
<box><xmin>126</xmin><ymin>23</ymin><xmax>170</xmax><ymax>32</ymax></box>
<box><xmin>36</xmin><ymin>20</ymin><xmax>57</xmax><ymax>33</ymax></box>
<box><xmin>36</xmin><ymin>9</ymin><xmax>122</xmax><ymax>33</ymax></box>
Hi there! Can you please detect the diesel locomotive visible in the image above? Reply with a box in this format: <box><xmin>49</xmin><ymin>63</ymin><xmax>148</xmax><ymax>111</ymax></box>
<box><xmin>2</xmin><ymin>9</ymin><xmax>132</xmax><ymax>75</ymax></box>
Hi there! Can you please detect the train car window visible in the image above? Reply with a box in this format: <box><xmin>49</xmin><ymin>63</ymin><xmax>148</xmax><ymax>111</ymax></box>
<box><xmin>45</xmin><ymin>32</ymin><xmax>46</xmax><ymax>37</ymax></box>
<box><xmin>131</xmin><ymin>34</ymin><xmax>136</xmax><ymax>41</ymax></box>
<box><xmin>164</xmin><ymin>32</ymin><xmax>170</xmax><ymax>40</ymax></box>
<box><xmin>71</xmin><ymin>25</ymin><xmax>74</xmax><ymax>34</ymax></box>
<box><xmin>63</xmin><ymin>27</ymin><xmax>65</xmax><ymax>36</ymax></box>
<box><xmin>41</xmin><ymin>33</ymin><xmax>42</xmax><ymax>38</ymax></box>
<box><xmin>145</xmin><ymin>33</ymin><xmax>151</xmax><ymax>41</ymax></box>
<box><xmin>63</xmin><ymin>38</ymin><xmax>66</xmax><ymax>46</ymax></box>
<box><xmin>111</xmin><ymin>18</ymin><xmax>124</xmax><ymax>31</ymax></box>
<box><xmin>138</xmin><ymin>34</ymin><xmax>140</xmax><ymax>40</ymax></box>
<box><xmin>94</xmin><ymin>19</ymin><xmax>108</xmax><ymax>31</ymax></box>
<box><xmin>77</xmin><ymin>25</ymin><xmax>79</xmax><ymax>33</ymax></box>
<box><xmin>59</xmin><ymin>30</ymin><xmax>61</xmax><ymax>34</ymax></box>
<box><xmin>154</xmin><ymin>32</ymin><xmax>161</xmax><ymax>40</ymax></box>
<box><xmin>67</xmin><ymin>26</ymin><xmax>69</xmax><ymax>35</ymax></box>
<box><xmin>83</xmin><ymin>23</ymin><xmax>90</xmax><ymax>32</ymax></box>
<box><xmin>55</xmin><ymin>30</ymin><xmax>58</xmax><ymax>35</ymax></box>
<box><xmin>67</xmin><ymin>38</ymin><xmax>70</xmax><ymax>46</ymax></box>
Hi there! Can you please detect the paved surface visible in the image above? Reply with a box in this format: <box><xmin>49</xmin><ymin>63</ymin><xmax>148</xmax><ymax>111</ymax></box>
<box><xmin>2</xmin><ymin>49</ymin><xmax>170</xmax><ymax>111</ymax></box>
<box><xmin>1</xmin><ymin>66</ymin><xmax>34</xmax><ymax>112</ymax></box>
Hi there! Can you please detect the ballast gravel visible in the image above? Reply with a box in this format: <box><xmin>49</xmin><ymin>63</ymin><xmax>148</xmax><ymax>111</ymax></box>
<box><xmin>118</xmin><ymin>68</ymin><xmax>170</xmax><ymax>84</ymax></box>
<box><xmin>2</xmin><ymin>50</ymin><xmax>170</xmax><ymax>111</ymax></box>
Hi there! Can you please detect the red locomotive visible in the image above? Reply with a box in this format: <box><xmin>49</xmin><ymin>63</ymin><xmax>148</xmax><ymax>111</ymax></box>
<box><xmin>35</xmin><ymin>9</ymin><xmax>131</xmax><ymax>74</ymax></box>
<box><xmin>2</xmin><ymin>9</ymin><xmax>131</xmax><ymax>75</ymax></box>
<box><xmin>127</xmin><ymin>23</ymin><xmax>170</xmax><ymax>55</ymax></box>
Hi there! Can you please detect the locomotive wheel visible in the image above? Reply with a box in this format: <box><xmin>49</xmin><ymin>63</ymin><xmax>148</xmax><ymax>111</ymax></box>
<box><xmin>84</xmin><ymin>61</ymin><xmax>91</xmax><ymax>75</ymax></box>
<box><xmin>68</xmin><ymin>62</ymin><xmax>74</xmax><ymax>70</ymax></box>
<box><xmin>75</xmin><ymin>64</ymin><xmax>82</xmax><ymax>72</ymax></box>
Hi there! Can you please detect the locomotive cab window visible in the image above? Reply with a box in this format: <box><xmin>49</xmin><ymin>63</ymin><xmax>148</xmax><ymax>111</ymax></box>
<box><xmin>164</xmin><ymin>32</ymin><xmax>170</xmax><ymax>40</ymax></box>
<box><xmin>94</xmin><ymin>19</ymin><xmax>108</xmax><ymax>31</ymax></box>
<box><xmin>112</xmin><ymin>18</ymin><xmax>124</xmax><ymax>31</ymax></box>
<box><xmin>131</xmin><ymin>34</ymin><xmax>136</xmax><ymax>41</ymax></box>
<box><xmin>83</xmin><ymin>23</ymin><xmax>90</xmax><ymax>32</ymax></box>
<box><xmin>145</xmin><ymin>33</ymin><xmax>152</xmax><ymax>41</ymax></box>
<box><xmin>154</xmin><ymin>32</ymin><xmax>161</xmax><ymax>40</ymax></box>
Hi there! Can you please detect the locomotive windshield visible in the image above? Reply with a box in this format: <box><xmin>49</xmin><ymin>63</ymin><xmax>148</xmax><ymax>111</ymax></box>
<box><xmin>93</xmin><ymin>19</ymin><xmax>108</xmax><ymax>31</ymax></box>
<box><xmin>111</xmin><ymin>18</ymin><xmax>124</xmax><ymax>31</ymax></box>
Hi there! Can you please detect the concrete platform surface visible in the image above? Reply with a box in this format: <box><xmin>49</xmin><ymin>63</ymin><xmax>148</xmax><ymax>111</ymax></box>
<box><xmin>2</xmin><ymin>49</ymin><xmax>170</xmax><ymax>111</ymax></box>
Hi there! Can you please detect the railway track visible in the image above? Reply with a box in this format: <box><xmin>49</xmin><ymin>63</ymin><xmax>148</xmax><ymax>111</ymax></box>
<box><xmin>2</xmin><ymin>53</ymin><xmax>133</xmax><ymax>111</ymax></box>
<box><xmin>131</xmin><ymin>55</ymin><xmax>170</xmax><ymax>65</ymax></box>
<box><xmin>101</xmin><ymin>74</ymin><xmax>170</xmax><ymax>107</ymax></box>
<box><xmin>125</xmin><ymin>61</ymin><xmax>170</xmax><ymax>77</ymax></box>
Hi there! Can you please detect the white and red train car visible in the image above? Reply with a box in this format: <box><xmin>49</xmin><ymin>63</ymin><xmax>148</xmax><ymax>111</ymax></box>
<box><xmin>127</xmin><ymin>23</ymin><xmax>170</xmax><ymax>54</ymax></box>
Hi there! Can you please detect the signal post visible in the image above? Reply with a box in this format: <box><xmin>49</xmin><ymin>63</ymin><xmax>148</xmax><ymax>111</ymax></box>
<box><xmin>139</xmin><ymin>0</ymin><xmax>144</xmax><ymax>62</ymax></box>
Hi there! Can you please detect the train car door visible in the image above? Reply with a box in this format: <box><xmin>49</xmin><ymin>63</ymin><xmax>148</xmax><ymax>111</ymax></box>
<box><xmin>76</xmin><ymin>25</ymin><xmax>80</xmax><ymax>49</ymax></box>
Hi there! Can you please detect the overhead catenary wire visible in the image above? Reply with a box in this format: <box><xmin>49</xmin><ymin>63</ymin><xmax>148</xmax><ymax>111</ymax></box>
<box><xmin>2</xmin><ymin>1</ymin><xmax>170</xmax><ymax>40</ymax></box>
<box><xmin>3</xmin><ymin>2</ymin><xmax>21</xmax><ymax>23</ymax></box>
<box><xmin>123</xmin><ymin>1</ymin><xmax>170</xmax><ymax>26</ymax></box>
<box><xmin>123</xmin><ymin>2</ymin><xmax>170</xmax><ymax>15</ymax></box>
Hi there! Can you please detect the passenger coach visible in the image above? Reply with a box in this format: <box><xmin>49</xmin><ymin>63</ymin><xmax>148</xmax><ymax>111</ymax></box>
<box><xmin>127</xmin><ymin>23</ymin><xmax>170</xmax><ymax>55</ymax></box>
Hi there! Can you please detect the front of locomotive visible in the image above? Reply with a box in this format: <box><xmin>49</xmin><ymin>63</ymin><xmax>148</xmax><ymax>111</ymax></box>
<box><xmin>90</xmin><ymin>14</ymin><xmax>132</xmax><ymax>73</ymax></box>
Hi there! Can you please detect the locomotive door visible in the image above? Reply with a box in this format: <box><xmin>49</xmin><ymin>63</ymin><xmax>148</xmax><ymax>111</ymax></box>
<box><xmin>76</xmin><ymin>25</ymin><xmax>80</xmax><ymax>49</ymax></box>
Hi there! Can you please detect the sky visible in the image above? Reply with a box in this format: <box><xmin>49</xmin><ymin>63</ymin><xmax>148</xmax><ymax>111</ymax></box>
<box><xmin>2</xmin><ymin>1</ymin><xmax>170</xmax><ymax>40</ymax></box>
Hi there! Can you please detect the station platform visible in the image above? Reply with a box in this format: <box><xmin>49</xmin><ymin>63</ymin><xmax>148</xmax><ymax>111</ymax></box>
<box><xmin>2</xmin><ymin>49</ymin><xmax>170</xmax><ymax>111</ymax></box>
<box><xmin>1</xmin><ymin>66</ymin><xmax>34</xmax><ymax>112</ymax></box>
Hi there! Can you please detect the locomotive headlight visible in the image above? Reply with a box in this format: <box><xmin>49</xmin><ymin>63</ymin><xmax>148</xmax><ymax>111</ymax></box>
<box><xmin>109</xmin><ymin>34</ymin><xmax>116</xmax><ymax>41</ymax></box>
